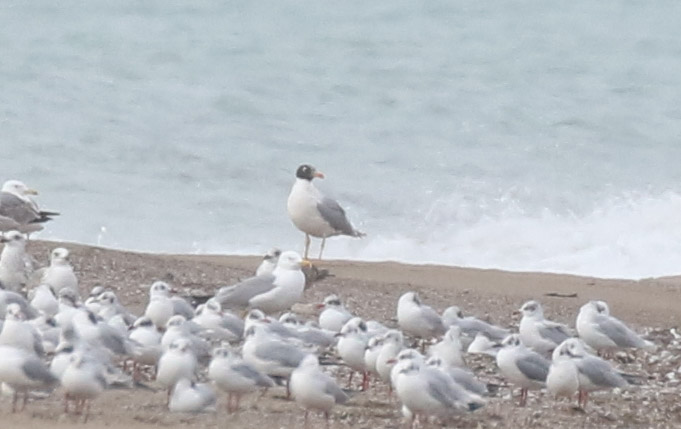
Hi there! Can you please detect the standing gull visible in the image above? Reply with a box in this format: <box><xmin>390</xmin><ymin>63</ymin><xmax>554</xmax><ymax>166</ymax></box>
<box><xmin>496</xmin><ymin>334</ymin><xmax>550</xmax><ymax>406</ymax></box>
<box><xmin>287</xmin><ymin>164</ymin><xmax>364</xmax><ymax>260</ymax></box>
<box><xmin>215</xmin><ymin>251</ymin><xmax>308</xmax><ymax>314</ymax></box>
<box><xmin>0</xmin><ymin>345</ymin><xmax>57</xmax><ymax>412</ymax></box>
<box><xmin>0</xmin><ymin>180</ymin><xmax>59</xmax><ymax>233</ymax></box>
<box><xmin>40</xmin><ymin>247</ymin><xmax>79</xmax><ymax>296</ymax></box>
<box><xmin>318</xmin><ymin>294</ymin><xmax>353</xmax><ymax>333</ymax></box>
<box><xmin>0</xmin><ymin>231</ymin><xmax>32</xmax><ymax>292</ymax></box>
<box><xmin>397</xmin><ymin>292</ymin><xmax>446</xmax><ymax>342</ymax></box>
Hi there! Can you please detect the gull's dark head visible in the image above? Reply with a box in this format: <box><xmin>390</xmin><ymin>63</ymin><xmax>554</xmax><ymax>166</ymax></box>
<box><xmin>296</xmin><ymin>164</ymin><xmax>325</xmax><ymax>181</ymax></box>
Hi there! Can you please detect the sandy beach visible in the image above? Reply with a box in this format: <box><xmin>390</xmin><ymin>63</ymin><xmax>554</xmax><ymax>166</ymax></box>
<box><xmin>5</xmin><ymin>239</ymin><xmax>681</xmax><ymax>428</ymax></box>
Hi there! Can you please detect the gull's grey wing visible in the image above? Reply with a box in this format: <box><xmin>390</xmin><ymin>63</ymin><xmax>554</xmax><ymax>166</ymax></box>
<box><xmin>22</xmin><ymin>358</ymin><xmax>57</xmax><ymax>384</ymax></box>
<box><xmin>98</xmin><ymin>325</ymin><xmax>130</xmax><ymax>355</ymax></box>
<box><xmin>220</xmin><ymin>314</ymin><xmax>245</xmax><ymax>338</ymax></box>
<box><xmin>421</xmin><ymin>307</ymin><xmax>446</xmax><ymax>336</ymax></box>
<box><xmin>449</xmin><ymin>367</ymin><xmax>488</xmax><ymax>396</ymax></box>
<box><xmin>425</xmin><ymin>373</ymin><xmax>463</xmax><ymax>408</ymax></box>
<box><xmin>0</xmin><ymin>193</ymin><xmax>40</xmax><ymax>224</ymax></box>
<box><xmin>537</xmin><ymin>322</ymin><xmax>571</xmax><ymax>345</ymax></box>
<box><xmin>593</xmin><ymin>314</ymin><xmax>646</xmax><ymax>348</ymax></box>
<box><xmin>232</xmin><ymin>363</ymin><xmax>274</xmax><ymax>387</ymax></box>
<box><xmin>461</xmin><ymin>318</ymin><xmax>509</xmax><ymax>341</ymax></box>
<box><xmin>324</xmin><ymin>375</ymin><xmax>349</xmax><ymax>404</ymax></box>
<box><xmin>515</xmin><ymin>353</ymin><xmax>550</xmax><ymax>382</ymax></box>
<box><xmin>0</xmin><ymin>214</ymin><xmax>42</xmax><ymax>233</ymax></box>
<box><xmin>215</xmin><ymin>274</ymin><xmax>277</xmax><ymax>309</ymax></box>
<box><xmin>316</xmin><ymin>197</ymin><xmax>359</xmax><ymax>237</ymax></box>
<box><xmin>254</xmin><ymin>341</ymin><xmax>306</xmax><ymax>369</ymax></box>
<box><xmin>576</xmin><ymin>356</ymin><xmax>628</xmax><ymax>388</ymax></box>
<box><xmin>32</xmin><ymin>330</ymin><xmax>45</xmax><ymax>357</ymax></box>
<box><xmin>171</xmin><ymin>297</ymin><xmax>195</xmax><ymax>320</ymax></box>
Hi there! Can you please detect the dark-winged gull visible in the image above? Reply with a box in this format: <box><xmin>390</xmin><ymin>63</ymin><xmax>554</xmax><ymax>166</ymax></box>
<box><xmin>215</xmin><ymin>251</ymin><xmax>308</xmax><ymax>314</ymax></box>
<box><xmin>0</xmin><ymin>180</ymin><xmax>59</xmax><ymax>233</ymax></box>
<box><xmin>287</xmin><ymin>164</ymin><xmax>364</xmax><ymax>260</ymax></box>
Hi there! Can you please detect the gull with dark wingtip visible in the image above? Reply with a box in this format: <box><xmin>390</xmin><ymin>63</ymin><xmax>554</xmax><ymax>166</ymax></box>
<box><xmin>287</xmin><ymin>164</ymin><xmax>364</xmax><ymax>260</ymax></box>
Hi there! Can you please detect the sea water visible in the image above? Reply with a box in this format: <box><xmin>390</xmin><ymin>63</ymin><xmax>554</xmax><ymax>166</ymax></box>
<box><xmin>2</xmin><ymin>1</ymin><xmax>681</xmax><ymax>279</ymax></box>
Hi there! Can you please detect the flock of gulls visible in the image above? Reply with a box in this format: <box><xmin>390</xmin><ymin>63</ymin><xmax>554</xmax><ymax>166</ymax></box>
<box><xmin>0</xmin><ymin>166</ymin><xmax>658</xmax><ymax>427</ymax></box>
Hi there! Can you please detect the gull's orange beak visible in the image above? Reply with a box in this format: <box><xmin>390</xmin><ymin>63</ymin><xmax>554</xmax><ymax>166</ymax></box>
<box><xmin>314</xmin><ymin>171</ymin><xmax>325</xmax><ymax>179</ymax></box>
<box><xmin>25</xmin><ymin>188</ymin><xmax>38</xmax><ymax>195</ymax></box>
<box><xmin>301</xmin><ymin>259</ymin><xmax>313</xmax><ymax>267</ymax></box>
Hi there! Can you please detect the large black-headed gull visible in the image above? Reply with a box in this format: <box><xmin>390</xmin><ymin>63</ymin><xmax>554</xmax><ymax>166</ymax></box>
<box><xmin>289</xmin><ymin>354</ymin><xmax>349</xmax><ymax>427</ymax></box>
<box><xmin>215</xmin><ymin>251</ymin><xmax>309</xmax><ymax>314</ymax></box>
<box><xmin>0</xmin><ymin>231</ymin><xmax>31</xmax><ymax>292</ymax></box>
<box><xmin>287</xmin><ymin>164</ymin><xmax>364</xmax><ymax>260</ymax></box>
<box><xmin>0</xmin><ymin>180</ymin><xmax>59</xmax><ymax>233</ymax></box>
<box><xmin>518</xmin><ymin>300</ymin><xmax>571</xmax><ymax>356</ymax></box>
<box><xmin>496</xmin><ymin>334</ymin><xmax>550</xmax><ymax>406</ymax></box>
<box><xmin>208</xmin><ymin>346</ymin><xmax>274</xmax><ymax>413</ymax></box>
<box><xmin>576</xmin><ymin>300</ymin><xmax>655</xmax><ymax>354</ymax></box>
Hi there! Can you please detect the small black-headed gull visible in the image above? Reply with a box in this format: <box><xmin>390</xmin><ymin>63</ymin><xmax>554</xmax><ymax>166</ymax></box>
<box><xmin>376</xmin><ymin>330</ymin><xmax>405</xmax><ymax>386</ymax></box>
<box><xmin>40</xmin><ymin>247</ymin><xmax>78</xmax><ymax>296</ymax></box>
<box><xmin>363</xmin><ymin>335</ymin><xmax>384</xmax><ymax>388</ymax></box>
<box><xmin>215</xmin><ymin>251</ymin><xmax>309</xmax><ymax>314</ymax></box>
<box><xmin>546</xmin><ymin>339</ymin><xmax>580</xmax><ymax>402</ymax></box>
<box><xmin>336</xmin><ymin>317</ymin><xmax>369</xmax><ymax>390</ymax></box>
<box><xmin>576</xmin><ymin>300</ymin><xmax>655</xmax><ymax>354</ymax></box>
<box><xmin>496</xmin><ymin>334</ymin><xmax>550</xmax><ymax>406</ymax></box>
<box><xmin>0</xmin><ymin>180</ymin><xmax>59</xmax><ymax>233</ymax></box>
<box><xmin>128</xmin><ymin>316</ymin><xmax>163</xmax><ymax>379</ymax></box>
<box><xmin>318</xmin><ymin>294</ymin><xmax>353</xmax><ymax>333</ymax></box>
<box><xmin>0</xmin><ymin>303</ymin><xmax>44</xmax><ymax>357</ymax></box>
<box><xmin>0</xmin><ymin>345</ymin><xmax>57</xmax><ymax>412</ymax></box>
<box><xmin>519</xmin><ymin>300</ymin><xmax>571</xmax><ymax>356</ymax></box>
<box><xmin>397</xmin><ymin>292</ymin><xmax>446</xmax><ymax>342</ymax></box>
<box><xmin>0</xmin><ymin>231</ymin><xmax>31</xmax><ymax>292</ymax></box>
<box><xmin>255</xmin><ymin>248</ymin><xmax>281</xmax><ymax>276</ymax></box>
<box><xmin>168</xmin><ymin>378</ymin><xmax>216</xmax><ymax>413</ymax></box>
<box><xmin>208</xmin><ymin>346</ymin><xmax>274</xmax><ymax>413</ymax></box>
<box><xmin>156</xmin><ymin>338</ymin><xmax>198</xmax><ymax>403</ymax></box>
<box><xmin>160</xmin><ymin>315</ymin><xmax>211</xmax><ymax>364</ymax></box>
<box><xmin>442</xmin><ymin>305</ymin><xmax>510</xmax><ymax>341</ymax></box>
<box><xmin>144</xmin><ymin>281</ymin><xmax>191</xmax><ymax>329</ymax></box>
<box><xmin>60</xmin><ymin>352</ymin><xmax>107</xmax><ymax>422</ymax></box>
<box><xmin>560</xmin><ymin>338</ymin><xmax>630</xmax><ymax>408</ymax></box>
<box><xmin>427</xmin><ymin>326</ymin><xmax>464</xmax><ymax>368</ymax></box>
<box><xmin>192</xmin><ymin>299</ymin><xmax>244</xmax><ymax>342</ymax></box>
<box><xmin>287</xmin><ymin>164</ymin><xmax>364</xmax><ymax>260</ymax></box>
<box><xmin>467</xmin><ymin>332</ymin><xmax>503</xmax><ymax>357</ymax></box>
<box><xmin>289</xmin><ymin>354</ymin><xmax>349</xmax><ymax>427</ymax></box>
<box><xmin>425</xmin><ymin>356</ymin><xmax>489</xmax><ymax>397</ymax></box>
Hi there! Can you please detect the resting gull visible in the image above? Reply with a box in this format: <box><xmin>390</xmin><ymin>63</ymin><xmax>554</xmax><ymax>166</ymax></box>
<box><xmin>397</xmin><ymin>292</ymin><xmax>446</xmax><ymax>341</ymax></box>
<box><xmin>40</xmin><ymin>247</ymin><xmax>79</xmax><ymax>296</ymax></box>
<box><xmin>215</xmin><ymin>251</ymin><xmax>308</xmax><ymax>314</ymax></box>
<box><xmin>496</xmin><ymin>334</ymin><xmax>550</xmax><ymax>406</ymax></box>
<box><xmin>0</xmin><ymin>180</ymin><xmax>59</xmax><ymax>233</ymax></box>
<box><xmin>519</xmin><ymin>300</ymin><xmax>571</xmax><ymax>356</ymax></box>
<box><xmin>255</xmin><ymin>248</ymin><xmax>281</xmax><ymax>276</ymax></box>
<box><xmin>576</xmin><ymin>300</ymin><xmax>655</xmax><ymax>354</ymax></box>
<box><xmin>0</xmin><ymin>231</ymin><xmax>32</xmax><ymax>292</ymax></box>
<box><xmin>287</xmin><ymin>164</ymin><xmax>364</xmax><ymax>260</ymax></box>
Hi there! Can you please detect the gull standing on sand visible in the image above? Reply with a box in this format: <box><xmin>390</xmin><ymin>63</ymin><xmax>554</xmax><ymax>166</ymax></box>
<box><xmin>363</xmin><ymin>335</ymin><xmax>384</xmax><ymax>386</ymax></box>
<box><xmin>289</xmin><ymin>354</ymin><xmax>349</xmax><ymax>428</ymax></box>
<box><xmin>336</xmin><ymin>317</ymin><xmax>369</xmax><ymax>390</ymax></box>
<box><xmin>144</xmin><ymin>281</ymin><xmax>182</xmax><ymax>329</ymax></box>
<box><xmin>397</xmin><ymin>292</ymin><xmax>446</xmax><ymax>341</ymax></box>
<box><xmin>376</xmin><ymin>330</ymin><xmax>405</xmax><ymax>385</ymax></box>
<box><xmin>560</xmin><ymin>338</ymin><xmax>630</xmax><ymax>408</ymax></box>
<box><xmin>287</xmin><ymin>164</ymin><xmax>364</xmax><ymax>260</ymax></box>
<box><xmin>546</xmin><ymin>339</ymin><xmax>580</xmax><ymax>401</ymax></box>
<box><xmin>519</xmin><ymin>300</ymin><xmax>571</xmax><ymax>355</ymax></box>
<box><xmin>208</xmin><ymin>346</ymin><xmax>274</xmax><ymax>413</ymax></box>
<box><xmin>425</xmin><ymin>356</ymin><xmax>489</xmax><ymax>397</ymax></box>
<box><xmin>60</xmin><ymin>352</ymin><xmax>106</xmax><ymax>421</ymax></box>
<box><xmin>169</xmin><ymin>378</ymin><xmax>216</xmax><ymax>413</ymax></box>
<box><xmin>40</xmin><ymin>248</ymin><xmax>78</xmax><ymax>296</ymax></box>
<box><xmin>161</xmin><ymin>315</ymin><xmax>211</xmax><ymax>363</ymax></box>
<box><xmin>215</xmin><ymin>251</ymin><xmax>308</xmax><ymax>314</ymax></box>
<box><xmin>0</xmin><ymin>231</ymin><xmax>31</xmax><ymax>292</ymax></box>
<box><xmin>576</xmin><ymin>300</ymin><xmax>655</xmax><ymax>354</ymax></box>
<box><xmin>192</xmin><ymin>299</ymin><xmax>244</xmax><ymax>342</ymax></box>
<box><xmin>496</xmin><ymin>334</ymin><xmax>550</xmax><ymax>406</ymax></box>
<box><xmin>255</xmin><ymin>248</ymin><xmax>281</xmax><ymax>276</ymax></box>
<box><xmin>0</xmin><ymin>303</ymin><xmax>44</xmax><ymax>357</ymax></box>
<box><xmin>318</xmin><ymin>294</ymin><xmax>353</xmax><ymax>332</ymax></box>
<box><xmin>157</xmin><ymin>338</ymin><xmax>198</xmax><ymax>400</ymax></box>
<box><xmin>0</xmin><ymin>180</ymin><xmax>59</xmax><ymax>233</ymax></box>
<box><xmin>128</xmin><ymin>316</ymin><xmax>163</xmax><ymax>377</ymax></box>
<box><xmin>0</xmin><ymin>345</ymin><xmax>57</xmax><ymax>412</ymax></box>
<box><xmin>442</xmin><ymin>305</ymin><xmax>510</xmax><ymax>341</ymax></box>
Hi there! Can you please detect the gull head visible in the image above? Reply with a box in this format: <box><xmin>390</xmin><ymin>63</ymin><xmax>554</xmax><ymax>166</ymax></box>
<box><xmin>322</xmin><ymin>294</ymin><xmax>343</xmax><ymax>308</ymax></box>
<box><xmin>501</xmin><ymin>334</ymin><xmax>522</xmax><ymax>348</ymax></box>
<box><xmin>166</xmin><ymin>315</ymin><xmax>187</xmax><ymax>329</ymax></box>
<box><xmin>6</xmin><ymin>303</ymin><xmax>25</xmax><ymax>321</ymax></box>
<box><xmin>170</xmin><ymin>338</ymin><xmax>192</xmax><ymax>353</ymax></box>
<box><xmin>443</xmin><ymin>306</ymin><xmax>464</xmax><ymax>321</ymax></box>
<box><xmin>97</xmin><ymin>291</ymin><xmax>117</xmax><ymax>306</ymax></box>
<box><xmin>50</xmin><ymin>247</ymin><xmax>70</xmax><ymax>264</ymax></box>
<box><xmin>295</xmin><ymin>164</ymin><xmax>325</xmax><ymax>181</ymax></box>
<box><xmin>263</xmin><ymin>248</ymin><xmax>281</xmax><ymax>261</ymax></box>
<box><xmin>276</xmin><ymin>251</ymin><xmax>306</xmax><ymax>270</ymax></box>
<box><xmin>0</xmin><ymin>230</ymin><xmax>26</xmax><ymax>246</ymax></box>
<box><xmin>149</xmin><ymin>281</ymin><xmax>172</xmax><ymax>297</ymax></box>
<box><xmin>519</xmin><ymin>300</ymin><xmax>543</xmax><ymax>318</ymax></box>
<box><xmin>2</xmin><ymin>180</ymin><xmax>37</xmax><ymax>198</ymax></box>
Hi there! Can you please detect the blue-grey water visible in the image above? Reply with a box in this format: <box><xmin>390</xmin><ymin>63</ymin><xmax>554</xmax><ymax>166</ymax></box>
<box><xmin>3</xmin><ymin>1</ymin><xmax>681</xmax><ymax>279</ymax></box>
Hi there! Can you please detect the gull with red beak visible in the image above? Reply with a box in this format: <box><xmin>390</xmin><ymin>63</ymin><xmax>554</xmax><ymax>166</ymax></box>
<box><xmin>287</xmin><ymin>164</ymin><xmax>364</xmax><ymax>260</ymax></box>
